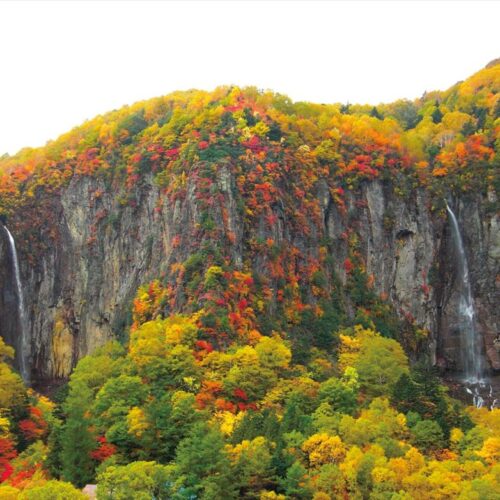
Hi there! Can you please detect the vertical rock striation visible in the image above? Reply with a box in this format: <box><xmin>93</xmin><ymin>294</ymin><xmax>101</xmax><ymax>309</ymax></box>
<box><xmin>0</xmin><ymin>171</ymin><xmax>498</xmax><ymax>382</ymax></box>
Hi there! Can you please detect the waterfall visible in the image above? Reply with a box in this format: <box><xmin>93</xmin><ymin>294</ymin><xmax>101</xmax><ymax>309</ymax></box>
<box><xmin>4</xmin><ymin>227</ymin><xmax>30</xmax><ymax>382</ymax></box>
<box><xmin>445</xmin><ymin>204</ymin><xmax>484</xmax><ymax>384</ymax></box>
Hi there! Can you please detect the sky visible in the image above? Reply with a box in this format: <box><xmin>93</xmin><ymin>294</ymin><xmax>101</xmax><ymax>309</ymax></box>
<box><xmin>0</xmin><ymin>0</ymin><xmax>499</xmax><ymax>156</ymax></box>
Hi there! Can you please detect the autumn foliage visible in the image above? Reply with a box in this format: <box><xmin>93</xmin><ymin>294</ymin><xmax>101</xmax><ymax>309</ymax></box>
<box><xmin>0</xmin><ymin>62</ymin><xmax>499</xmax><ymax>497</ymax></box>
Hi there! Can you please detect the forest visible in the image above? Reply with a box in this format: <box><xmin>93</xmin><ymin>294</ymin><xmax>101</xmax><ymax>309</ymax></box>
<box><xmin>0</xmin><ymin>60</ymin><xmax>499</xmax><ymax>499</ymax></box>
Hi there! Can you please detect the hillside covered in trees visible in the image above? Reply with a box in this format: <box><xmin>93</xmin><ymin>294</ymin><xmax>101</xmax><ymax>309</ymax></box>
<box><xmin>0</xmin><ymin>61</ymin><xmax>499</xmax><ymax>498</ymax></box>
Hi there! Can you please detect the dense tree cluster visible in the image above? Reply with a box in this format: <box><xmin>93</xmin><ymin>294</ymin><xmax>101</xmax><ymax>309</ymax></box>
<box><xmin>0</xmin><ymin>318</ymin><xmax>499</xmax><ymax>498</ymax></box>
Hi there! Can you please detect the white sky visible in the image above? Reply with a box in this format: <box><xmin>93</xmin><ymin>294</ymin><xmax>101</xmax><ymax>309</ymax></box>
<box><xmin>0</xmin><ymin>0</ymin><xmax>499</xmax><ymax>156</ymax></box>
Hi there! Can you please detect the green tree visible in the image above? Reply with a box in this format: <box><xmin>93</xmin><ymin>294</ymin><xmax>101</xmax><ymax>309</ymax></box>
<box><xmin>228</xmin><ymin>436</ymin><xmax>276</xmax><ymax>497</ymax></box>
<box><xmin>96</xmin><ymin>461</ymin><xmax>174</xmax><ymax>500</ymax></box>
<box><xmin>175</xmin><ymin>422</ymin><xmax>237</xmax><ymax>499</ymax></box>
<box><xmin>0</xmin><ymin>337</ymin><xmax>26</xmax><ymax>411</ymax></box>
<box><xmin>19</xmin><ymin>480</ymin><xmax>86</xmax><ymax>500</ymax></box>
<box><xmin>431</xmin><ymin>105</ymin><xmax>443</xmax><ymax>124</ymax></box>
<box><xmin>280</xmin><ymin>461</ymin><xmax>312</xmax><ymax>499</ymax></box>
<box><xmin>318</xmin><ymin>377</ymin><xmax>357</xmax><ymax>415</ymax></box>
<box><xmin>411</xmin><ymin>419</ymin><xmax>445</xmax><ymax>452</ymax></box>
<box><xmin>60</xmin><ymin>381</ymin><xmax>96</xmax><ymax>487</ymax></box>
<box><xmin>355</xmin><ymin>335</ymin><xmax>408</xmax><ymax>397</ymax></box>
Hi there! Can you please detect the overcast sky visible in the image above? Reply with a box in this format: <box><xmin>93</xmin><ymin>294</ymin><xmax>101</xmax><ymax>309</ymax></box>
<box><xmin>1</xmin><ymin>0</ymin><xmax>499</xmax><ymax>155</ymax></box>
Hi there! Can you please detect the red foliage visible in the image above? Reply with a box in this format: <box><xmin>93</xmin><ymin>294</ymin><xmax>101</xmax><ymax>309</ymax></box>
<box><xmin>244</xmin><ymin>276</ymin><xmax>254</xmax><ymax>286</ymax></box>
<box><xmin>265</xmin><ymin>213</ymin><xmax>278</xmax><ymax>226</ymax></box>
<box><xmin>8</xmin><ymin>465</ymin><xmax>41</xmax><ymax>488</ymax></box>
<box><xmin>215</xmin><ymin>398</ymin><xmax>236</xmax><ymax>413</ymax></box>
<box><xmin>18</xmin><ymin>420</ymin><xmax>42</xmax><ymax>441</ymax></box>
<box><xmin>90</xmin><ymin>436</ymin><xmax>117</xmax><ymax>462</ymax></box>
<box><xmin>195</xmin><ymin>340</ymin><xmax>214</xmax><ymax>353</ymax></box>
<box><xmin>343</xmin><ymin>258</ymin><xmax>354</xmax><ymax>274</ymax></box>
<box><xmin>195</xmin><ymin>380</ymin><xmax>225</xmax><ymax>409</ymax></box>
<box><xmin>0</xmin><ymin>462</ymin><xmax>13</xmax><ymax>482</ymax></box>
<box><xmin>0</xmin><ymin>438</ymin><xmax>17</xmax><ymax>483</ymax></box>
<box><xmin>233</xmin><ymin>388</ymin><xmax>248</xmax><ymax>401</ymax></box>
<box><xmin>242</xmin><ymin>135</ymin><xmax>266</xmax><ymax>153</ymax></box>
<box><xmin>18</xmin><ymin>406</ymin><xmax>48</xmax><ymax>441</ymax></box>
<box><xmin>165</xmin><ymin>147</ymin><xmax>180</xmax><ymax>158</ymax></box>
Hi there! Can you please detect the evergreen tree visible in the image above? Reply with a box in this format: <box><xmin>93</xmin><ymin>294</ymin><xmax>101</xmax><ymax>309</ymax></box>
<box><xmin>175</xmin><ymin>422</ymin><xmax>237</xmax><ymax>499</ymax></box>
<box><xmin>432</xmin><ymin>105</ymin><xmax>443</xmax><ymax>124</ymax></box>
<box><xmin>60</xmin><ymin>381</ymin><xmax>96</xmax><ymax>487</ymax></box>
<box><xmin>280</xmin><ymin>461</ymin><xmax>312</xmax><ymax>499</ymax></box>
<box><xmin>370</xmin><ymin>106</ymin><xmax>382</xmax><ymax>119</ymax></box>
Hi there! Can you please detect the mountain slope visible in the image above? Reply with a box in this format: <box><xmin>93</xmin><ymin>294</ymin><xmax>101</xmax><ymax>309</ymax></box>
<box><xmin>0</xmin><ymin>61</ymin><xmax>498</xmax><ymax>381</ymax></box>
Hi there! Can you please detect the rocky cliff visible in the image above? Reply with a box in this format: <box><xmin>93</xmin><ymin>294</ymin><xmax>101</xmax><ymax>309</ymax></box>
<box><xmin>0</xmin><ymin>170</ymin><xmax>498</xmax><ymax>382</ymax></box>
<box><xmin>0</xmin><ymin>65</ymin><xmax>499</xmax><ymax>383</ymax></box>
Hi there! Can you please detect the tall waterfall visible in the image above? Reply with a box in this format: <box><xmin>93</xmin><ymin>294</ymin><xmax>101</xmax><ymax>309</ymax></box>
<box><xmin>4</xmin><ymin>227</ymin><xmax>30</xmax><ymax>382</ymax></box>
<box><xmin>445</xmin><ymin>204</ymin><xmax>484</xmax><ymax>383</ymax></box>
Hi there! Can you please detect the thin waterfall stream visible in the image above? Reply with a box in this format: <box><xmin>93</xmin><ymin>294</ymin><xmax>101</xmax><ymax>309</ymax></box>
<box><xmin>4</xmin><ymin>227</ymin><xmax>30</xmax><ymax>383</ymax></box>
<box><xmin>445</xmin><ymin>204</ymin><xmax>496</xmax><ymax>408</ymax></box>
<box><xmin>445</xmin><ymin>203</ymin><xmax>484</xmax><ymax>383</ymax></box>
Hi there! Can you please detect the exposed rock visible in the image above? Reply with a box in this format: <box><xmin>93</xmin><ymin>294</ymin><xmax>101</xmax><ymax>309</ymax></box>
<box><xmin>0</xmin><ymin>170</ymin><xmax>498</xmax><ymax>382</ymax></box>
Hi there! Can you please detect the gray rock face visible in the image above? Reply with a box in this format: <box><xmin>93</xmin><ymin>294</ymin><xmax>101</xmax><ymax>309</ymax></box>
<box><xmin>0</xmin><ymin>171</ymin><xmax>498</xmax><ymax>381</ymax></box>
<box><xmin>0</xmin><ymin>226</ymin><xmax>23</xmax><ymax>369</ymax></box>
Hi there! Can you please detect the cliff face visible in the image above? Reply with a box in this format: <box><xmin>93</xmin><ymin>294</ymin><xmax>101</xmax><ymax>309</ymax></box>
<box><xmin>1</xmin><ymin>169</ymin><xmax>498</xmax><ymax>382</ymax></box>
<box><xmin>1</xmin><ymin>65</ymin><xmax>499</xmax><ymax>383</ymax></box>
<box><xmin>0</xmin><ymin>227</ymin><xmax>23</xmax><ymax>370</ymax></box>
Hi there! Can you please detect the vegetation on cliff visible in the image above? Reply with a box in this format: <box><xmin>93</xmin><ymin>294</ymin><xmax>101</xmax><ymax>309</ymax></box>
<box><xmin>0</xmin><ymin>61</ymin><xmax>499</xmax><ymax>497</ymax></box>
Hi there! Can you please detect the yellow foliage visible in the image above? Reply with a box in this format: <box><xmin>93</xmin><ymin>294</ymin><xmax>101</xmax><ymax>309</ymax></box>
<box><xmin>0</xmin><ymin>336</ymin><xmax>15</xmax><ymax>361</ymax></box>
<box><xmin>0</xmin><ymin>362</ymin><xmax>25</xmax><ymax>410</ymax></box>
<box><xmin>252</xmin><ymin>121</ymin><xmax>270</xmax><ymax>137</ymax></box>
<box><xmin>338</xmin><ymin>325</ymin><xmax>377</xmax><ymax>372</ymax></box>
<box><xmin>405</xmin><ymin>447</ymin><xmax>425</xmax><ymax>473</ymax></box>
<box><xmin>467</xmin><ymin>407</ymin><xmax>500</xmax><ymax>437</ymax></box>
<box><xmin>372</xmin><ymin>465</ymin><xmax>397</xmax><ymax>485</ymax></box>
<box><xmin>262</xmin><ymin>376</ymin><xmax>319</xmax><ymax>409</ymax></box>
<box><xmin>214</xmin><ymin>410</ymin><xmax>245</xmax><ymax>436</ymax></box>
<box><xmin>477</xmin><ymin>437</ymin><xmax>500</xmax><ymax>465</ymax></box>
<box><xmin>388</xmin><ymin>457</ymin><xmax>410</xmax><ymax>487</ymax></box>
<box><xmin>232</xmin><ymin>345</ymin><xmax>259</xmax><ymax>367</ymax></box>
<box><xmin>302</xmin><ymin>433</ymin><xmax>346</xmax><ymax>468</ymax></box>
<box><xmin>171</xmin><ymin>390</ymin><xmax>194</xmax><ymax>409</ymax></box>
<box><xmin>396</xmin><ymin>412</ymin><xmax>407</xmax><ymax>428</ymax></box>
<box><xmin>200</xmin><ymin>350</ymin><xmax>233</xmax><ymax>374</ymax></box>
<box><xmin>460</xmin><ymin>460</ymin><xmax>486</xmax><ymax>480</ymax></box>
<box><xmin>128</xmin><ymin>320</ymin><xmax>166</xmax><ymax>370</ymax></box>
<box><xmin>312</xmin><ymin>493</ymin><xmax>331</xmax><ymax>500</ymax></box>
<box><xmin>442</xmin><ymin>111</ymin><xmax>473</xmax><ymax>132</ymax></box>
<box><xmin>164</xmin><ymin>314</ymin><xmax>199</xmax><ymax>346</ymax></box>
<box><xmin>259</xmin><ymin>491</ymin><xmax>286</xmax><ymax>500</ymax></box>
<box><xmin>458</xmin><ymin>64</ymin><xmax>500</xmax><ymax>97</ymax></box>
<box><xmin>339</xmin><ymin>445</ymin><xmax>364</xmax><ymax>489</ymax></box>
<box><xmin>450</xmin><ymin>427</ymin><xmax>464</xmax><ymax>451</ymax></box>
<box><xmin>0</xmin><ymin>415</ymin><xmax>10</xmax><ymax>436</ymax></box>
<box><xmin>0</xmin><ymin>486</ymin><xmax>20</xmax><ymax>500</ymax></box>
<box><xmin>339</xmin><ymin>398</ymin><xmax>407</xmax><ymax>446</ymax></box>
<box><xmin>127</xmin><ymin>406</ymin><xmax>149</xmax><ymax>438</ymax></box>
<box><xmin>226</xmin><ymin>436</ymin><xmax>272</xmax><ymax>471</ymax></box>
<box><xmin>255</xmin><ymin>336</ymin><xmax>291</xmax><ymax>371</ymax></box>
